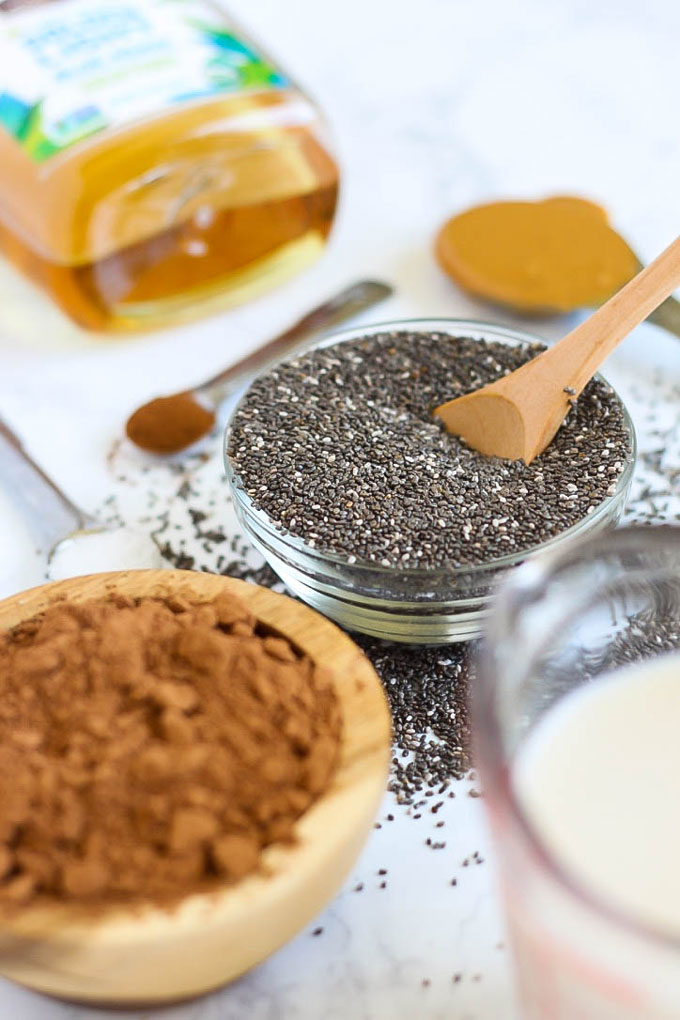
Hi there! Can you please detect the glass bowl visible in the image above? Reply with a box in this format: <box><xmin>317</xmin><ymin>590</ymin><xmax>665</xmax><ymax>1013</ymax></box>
<box><xmin>224</xmin><ymin>319</ymin><xmax>637</xmax><ymax>644</ymax></box>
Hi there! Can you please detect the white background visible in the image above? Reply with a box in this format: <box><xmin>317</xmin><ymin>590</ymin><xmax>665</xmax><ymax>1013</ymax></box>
<box><xmin>0</xmin><ymin>0</ymin><xmax>678</xmax><ymax>1017</ymax></box>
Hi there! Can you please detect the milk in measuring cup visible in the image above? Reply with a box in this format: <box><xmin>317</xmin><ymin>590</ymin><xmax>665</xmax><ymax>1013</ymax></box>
<box><xmin>510</xmin><ymin>651</ymin><xmax>680</xmax><ymax>1019</ymax></box>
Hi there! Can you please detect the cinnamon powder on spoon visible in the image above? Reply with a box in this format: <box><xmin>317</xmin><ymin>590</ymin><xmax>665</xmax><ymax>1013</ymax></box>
<box><xmin>125</xmin><ymin>392</ymin><xmax>216</xmax><ymax>454</ymax></box>
<box><xmin>0</xmin><ymin>591</ymin><xmax>341</xmax><ymax>909</ymax></box>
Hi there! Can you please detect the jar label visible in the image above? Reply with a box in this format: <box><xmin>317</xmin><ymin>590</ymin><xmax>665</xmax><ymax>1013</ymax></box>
<box><xmin>0</xmin><ymin>0</ymin><xmax>288</xmax><ymax>162</ymax></box>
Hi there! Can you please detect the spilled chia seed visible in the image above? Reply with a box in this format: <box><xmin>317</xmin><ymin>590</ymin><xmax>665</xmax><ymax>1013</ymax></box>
<box><xmin>355</xmin><ymin>635</ymin><xmax>473</xmax><ymax>804</ymax></box>
<box><xmin>227</xmin><ymin>332</ymin><xmax>632</xmax><ymax>569</ymax></box>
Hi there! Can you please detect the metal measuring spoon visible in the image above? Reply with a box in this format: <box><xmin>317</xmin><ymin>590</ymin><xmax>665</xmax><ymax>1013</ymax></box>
<box><xmin>125</xmin><ymin>279</ymin><xmax>393</xmax><ymax>455</ymax></box>
<box><xmin>0</xmin><ymin>417</ymin><xmax>162</xmax><ymax>581</ymax></box>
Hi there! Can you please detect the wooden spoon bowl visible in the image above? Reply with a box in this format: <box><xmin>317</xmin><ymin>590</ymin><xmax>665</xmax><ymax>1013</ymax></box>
<box><xmin>0</xmin><ymin>570</ymin><xmax>391</xmax><ymax>1005</ymax></box>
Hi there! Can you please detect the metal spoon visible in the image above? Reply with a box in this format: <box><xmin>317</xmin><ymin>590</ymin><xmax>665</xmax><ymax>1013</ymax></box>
<box><xmin>0</xmin><ymin>417</ymin><xmax>162</xmax><ymax>580</ymax></box>
<box><xmin>125</xmin><ymin>279</ymin><xmax>393</xmax><ymax>455</ymax></box>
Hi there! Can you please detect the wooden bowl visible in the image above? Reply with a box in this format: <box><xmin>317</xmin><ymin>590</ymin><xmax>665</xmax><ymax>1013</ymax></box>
<box><xmin>0</xmin><ymin>570</ymin><xmax>391</xmax><ymax>1005</ymax></box>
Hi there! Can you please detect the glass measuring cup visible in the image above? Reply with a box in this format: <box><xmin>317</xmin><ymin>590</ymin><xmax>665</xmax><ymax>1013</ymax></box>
<box><xmin>474</xmin><ymin>525</ymin><xmax>680</xmax><ymax>1019</ymax></box>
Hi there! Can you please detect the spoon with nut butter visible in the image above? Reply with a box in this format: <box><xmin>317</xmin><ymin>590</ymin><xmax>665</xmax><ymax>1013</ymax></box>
<box><xmin>436</xmin><ymin>196</ymin><xmax>680</xmax><ymax>338</ymax></box>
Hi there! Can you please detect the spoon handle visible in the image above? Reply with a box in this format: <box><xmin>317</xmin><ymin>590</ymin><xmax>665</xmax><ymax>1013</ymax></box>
<box><xmin>550</xmin><ymin>234</ymin><xmax>680</xmax><ymax>393</ymax></box>
<box><xmin>200</xmin><ymin>279</ymin><xmax>393</xmax><ymax>403</ymax></box>
<box><xmin>0</xmin><ymin>417</ymin><xmax>94</xmax><ymax>551</ymax></box>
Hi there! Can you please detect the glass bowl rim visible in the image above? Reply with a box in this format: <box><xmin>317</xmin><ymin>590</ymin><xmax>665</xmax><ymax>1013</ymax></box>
<box><xmin>224</xmin><ymin>317</ymin><xmax>637</xmax><ymax>579</ymax></box>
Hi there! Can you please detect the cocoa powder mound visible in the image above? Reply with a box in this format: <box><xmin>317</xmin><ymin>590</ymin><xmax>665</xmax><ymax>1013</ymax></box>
<box><xmin>0</xmin><ymin>591</ymin><xmax>341</xmax><ymax>909</ymax></box>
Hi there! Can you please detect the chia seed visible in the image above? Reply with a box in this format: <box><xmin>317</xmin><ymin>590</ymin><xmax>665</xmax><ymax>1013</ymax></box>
<box><xmin>108</xmin><ymin>355</ymin><xmax>680</xmax><ymax>816</ymax></box>
<box><xmin>227</xmin><ymin>332</ymin><xmax>631</xmax><ymax>569</ymax></box>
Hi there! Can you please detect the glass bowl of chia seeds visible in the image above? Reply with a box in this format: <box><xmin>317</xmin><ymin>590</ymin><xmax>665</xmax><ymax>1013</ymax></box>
<box><xmin>224</xmin><ymin>319</ymin><xmax>636</xmax><ymax>644</ymax></box>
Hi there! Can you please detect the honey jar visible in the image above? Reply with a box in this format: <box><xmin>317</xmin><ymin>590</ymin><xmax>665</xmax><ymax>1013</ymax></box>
<box><xmin>0</xmin><ymin>0</ymin><xmax>339</xmax><ymax>332</ymax></box>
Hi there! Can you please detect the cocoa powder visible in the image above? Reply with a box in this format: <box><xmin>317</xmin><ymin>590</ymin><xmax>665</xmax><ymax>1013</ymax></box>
<box><xmin>0</xmin><ymin>591</ymin><xmax>341</xmax><ymax>909</ymax></box>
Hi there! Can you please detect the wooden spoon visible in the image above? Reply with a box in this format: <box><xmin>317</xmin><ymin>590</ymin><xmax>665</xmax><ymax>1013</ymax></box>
<box><xmin>434</xmin><ymin>234</ymin><xmax>680</xmax><ymax>464</ymax></box>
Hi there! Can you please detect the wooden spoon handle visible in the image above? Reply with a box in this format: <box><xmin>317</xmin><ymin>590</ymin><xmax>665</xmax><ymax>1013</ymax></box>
<box><xmin>546</xmin><ymin>234</ymin><xmax>680</xmax><ymax>393</ymax></box>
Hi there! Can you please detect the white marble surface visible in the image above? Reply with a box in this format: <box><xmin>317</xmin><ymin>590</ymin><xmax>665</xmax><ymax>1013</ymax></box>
<box><xmin>0</xmin><ymin>0</ymin><xmax>679</xmax><ymax>1016</ymax></box>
